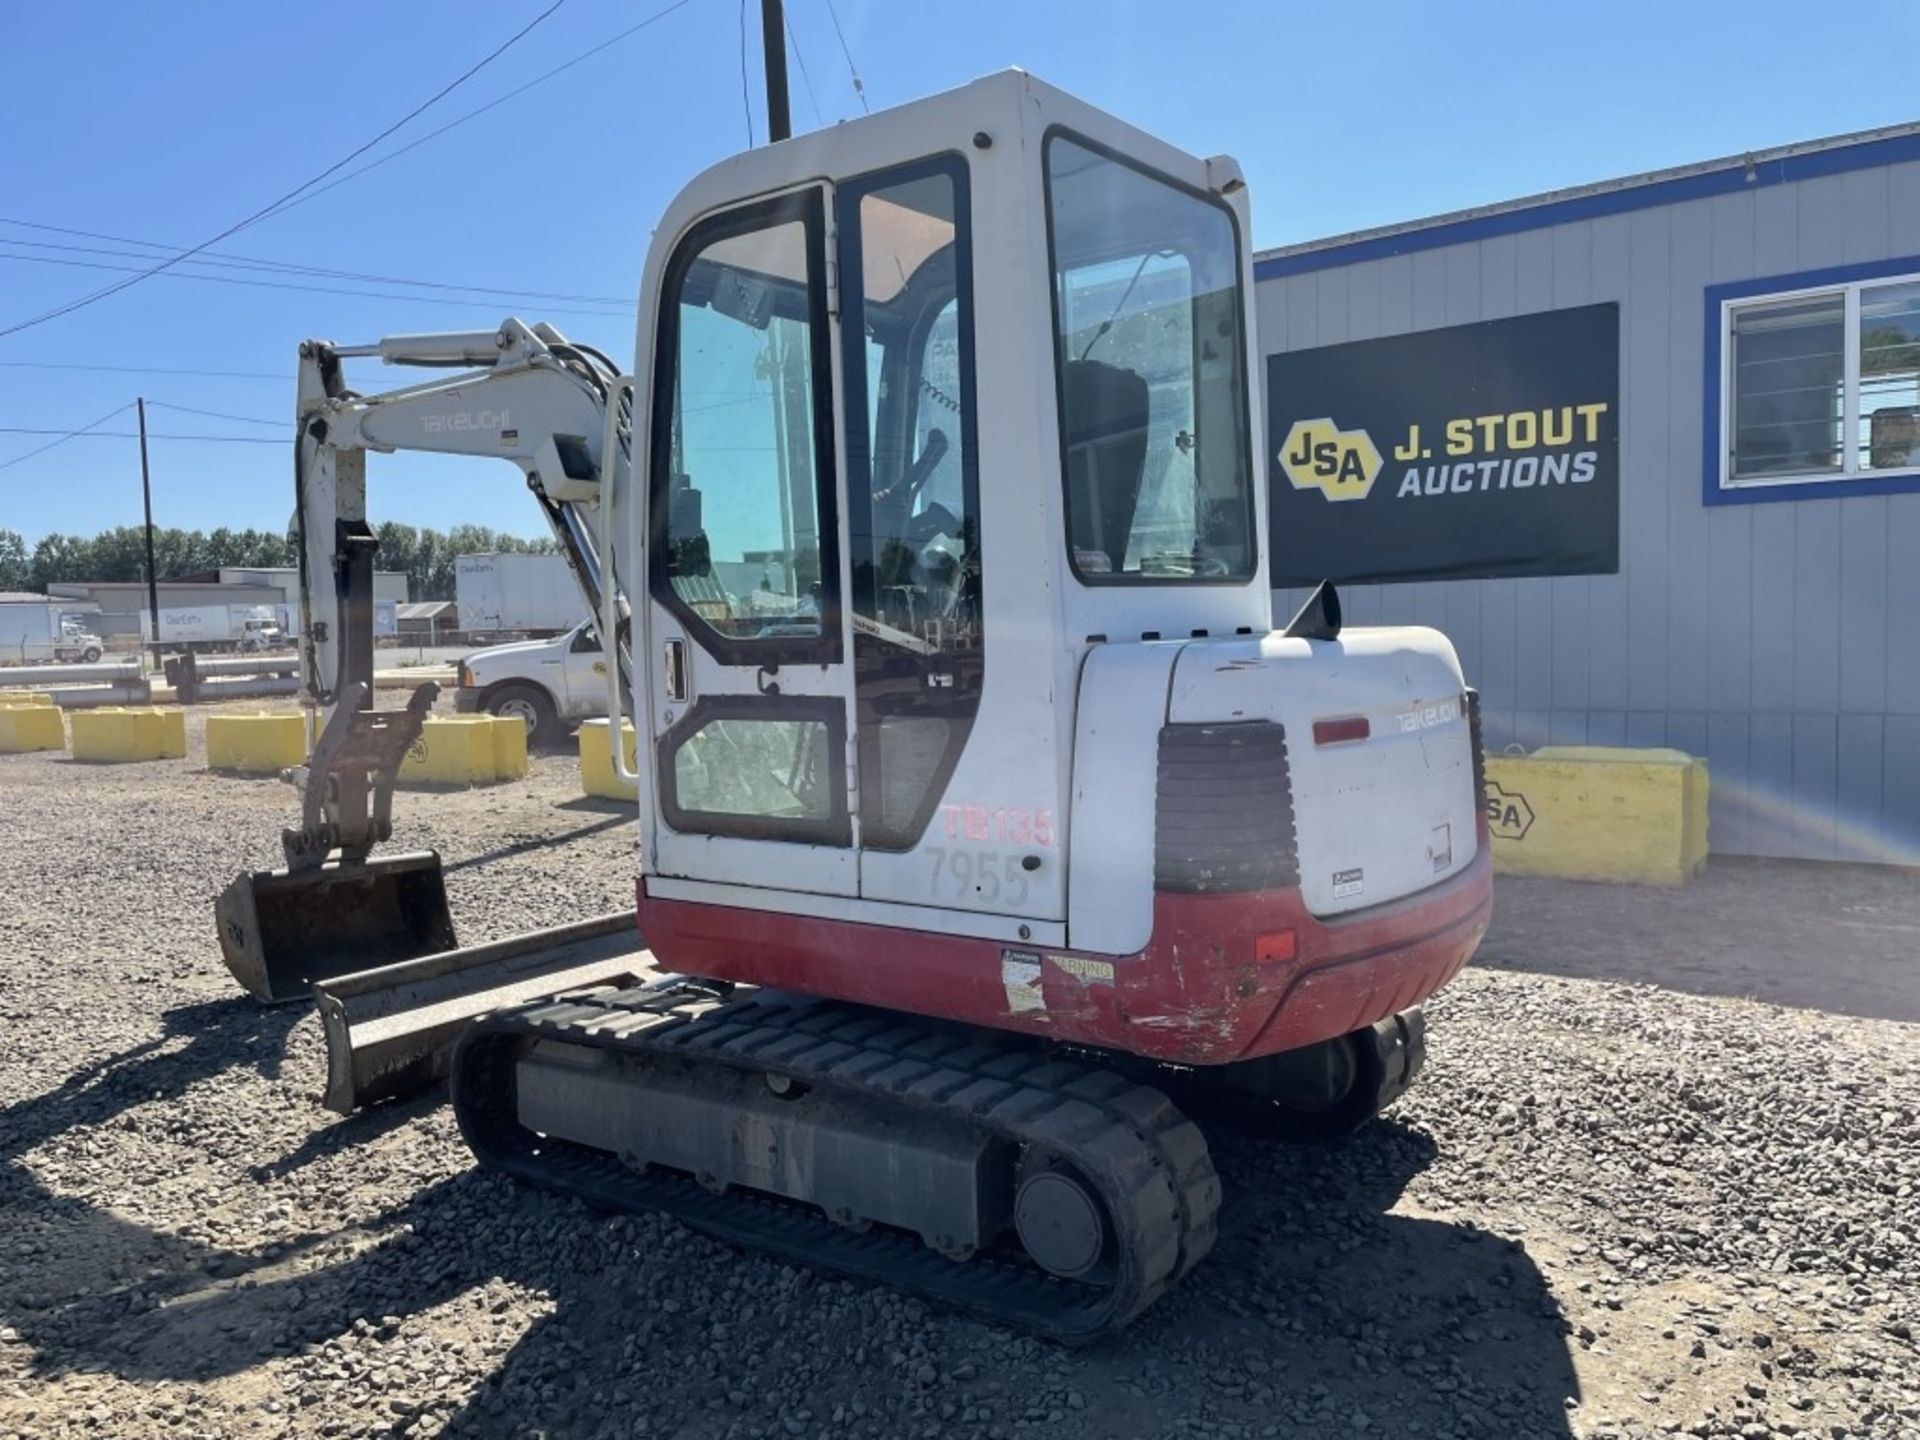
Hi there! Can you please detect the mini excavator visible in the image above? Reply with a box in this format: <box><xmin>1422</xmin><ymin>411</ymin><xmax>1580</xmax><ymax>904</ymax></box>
<box><xmin>216</xmin><ymin>71</ymin><xmax>1492</xmax><ymax>1339</ymax></box>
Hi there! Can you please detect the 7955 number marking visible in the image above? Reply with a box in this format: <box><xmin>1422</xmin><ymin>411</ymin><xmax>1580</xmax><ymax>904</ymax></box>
<box><xmin>927</xmin><ymin>847</ymin><xmax>1031</xmax><ymax>907</ymax></box>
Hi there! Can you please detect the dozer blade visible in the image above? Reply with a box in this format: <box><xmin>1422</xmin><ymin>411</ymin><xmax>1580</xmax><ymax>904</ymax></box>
<box><xmin>314</xmin><ymin>910</ymin><xmax>647</xmax><ymax>1113</ymax></box>
<box><xmin>217</xmin><ymin>851</ymin><xmax>457</xmax><ymax>1005</ymax></box>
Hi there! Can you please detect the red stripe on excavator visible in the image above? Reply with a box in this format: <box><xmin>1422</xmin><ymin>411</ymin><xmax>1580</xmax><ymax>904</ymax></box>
<box><xmin>636</xmin><ymin>847</ymin><xmax>1491</xmax><ymax>1068</ymax></box>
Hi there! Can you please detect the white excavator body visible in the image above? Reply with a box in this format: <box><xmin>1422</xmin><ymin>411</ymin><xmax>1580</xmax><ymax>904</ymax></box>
<box><xmin>215</xmin><ymin>71</ymin><xmax>1491</xmax><ymax>1339</ymax></box>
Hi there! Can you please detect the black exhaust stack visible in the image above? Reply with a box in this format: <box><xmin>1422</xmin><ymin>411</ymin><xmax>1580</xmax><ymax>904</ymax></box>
<box><xmin>1281</xmin><ymin>580</ymin><xmax>1342</xmax><ymax>642</ymax></box>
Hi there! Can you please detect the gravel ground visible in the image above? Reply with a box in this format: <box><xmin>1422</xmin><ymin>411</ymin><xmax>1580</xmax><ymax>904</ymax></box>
<box><xmin>1</xmin><ymin>705</ymin><xmax>1916</xmax><ymax>1440</ymax></box>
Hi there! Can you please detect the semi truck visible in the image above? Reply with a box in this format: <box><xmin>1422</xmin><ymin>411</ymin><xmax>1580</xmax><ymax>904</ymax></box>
<box><xmin>455</xmin><ymin>551</ymin><xmax>583</xmax><ymax>640</ymax></box>
<box><xmin>139</xmin><ymin>605</ymin><xmax>289</xmax><ymax>653</ymax></box>
<box><xmin>0</xmin><ymin>601</ymin><xmax>105</xmax><ymax>664</ymax></box>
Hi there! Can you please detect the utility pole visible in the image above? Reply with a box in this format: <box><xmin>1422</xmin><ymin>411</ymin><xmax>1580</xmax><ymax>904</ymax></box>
<box><xmin>760</xmin><ymin>0</ymin><xmax>790</xmax><ymax>143</ymax></box>
<box><xmin>137</xmin><ymin>396</ymin><xmax>160</xmax><ymax>665</ymax></box>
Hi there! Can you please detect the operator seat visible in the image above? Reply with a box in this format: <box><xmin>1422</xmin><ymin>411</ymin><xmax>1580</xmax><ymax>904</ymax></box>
<box><xmin>1061</xmin><ymin>358</ymin><xmax>1150</xmax><ymax>574</ymax></box>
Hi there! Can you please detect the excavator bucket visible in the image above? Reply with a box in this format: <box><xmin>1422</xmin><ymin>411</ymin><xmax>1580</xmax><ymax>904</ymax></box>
<box><xmin>216</xmin><ymin>851</ymin><xmax>457</xmax><ymax>1005</ymax></box>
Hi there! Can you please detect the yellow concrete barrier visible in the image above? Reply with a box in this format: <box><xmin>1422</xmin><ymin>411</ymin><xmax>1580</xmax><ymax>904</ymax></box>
<box><xmin>1484</xmin><ymin>745</ymin><xmax>1709</xmax><ymax>887</ymax></box>
<box><xmin>490</xmin><ymin>713</ymin><xmax>529</xmax><ymax>780</ymax></box>
<box><xmin>578</xmin><ymin>717</ymin><xmax>638</xmax><ymax>800</ymax></box>
<box><xmin>69</xmin><ymin>706</ymin><xmax>187</xmax><ymax>763</ymax></box>
<box><xmin>0</xmin><ymin>692</ymin><xmax>55</xmax><ymax>706</ymax></box>
<box><xmin>206</xmin><ymin>712</ymin><xmax>308</xmax><ymax>774</ymax></box>
<box><xmin>398</xmin><ymin>716</ymin><xmax>525</xmax><ymax>786</ymax></box>
<box><xmin>0</xmin><ymin>702</ymin><xmax>64</xmax><ymax>753</ymax></box>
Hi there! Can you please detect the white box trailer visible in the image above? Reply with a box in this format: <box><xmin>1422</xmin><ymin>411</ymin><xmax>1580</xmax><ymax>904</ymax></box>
<box><xmin>455</xmin><ymin>552</ymin><xmax>581</xmax><ymax>638</ymax></box>
<box><xmin>138</xmin><ymin>604</ymin><xmax>290</xmax><ymax>653</ymax></box>
<box><xmin>0</xmin><ymin>601</ymin><xmax>105</xmax><ymax>665</ymax></box>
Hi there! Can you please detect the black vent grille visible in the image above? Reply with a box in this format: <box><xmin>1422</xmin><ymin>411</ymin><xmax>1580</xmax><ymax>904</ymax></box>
<box><xmin>1466</xmin><ymin>689</ymin><xmax>1487</xmax><ymax>815</ymax></box>
<box><xmin>1154</xmin><ymin>722</ymin><xmax>1299</xmax><ymax>894</ymax></box>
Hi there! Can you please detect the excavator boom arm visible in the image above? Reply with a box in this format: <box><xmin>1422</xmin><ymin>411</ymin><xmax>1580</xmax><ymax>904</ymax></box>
<box><xmin>293</xmin><ymin>317</ymin><xmax>626</xmax><ymax>720</ymax></box>
<box><xmin>215</xmin><ymin>319</ymin><xmax>639</xmax><ymax>1008</ymax></box>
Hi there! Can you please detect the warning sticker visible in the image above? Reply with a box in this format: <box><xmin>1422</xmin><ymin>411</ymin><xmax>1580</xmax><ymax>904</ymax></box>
<box><xmin>1001</xmin><ymin>951</ymin><xmax>1046</xmax><ymax>1015</ymax></box>
<box><xmin>1332</xmin><ymin>867</ymin><xmax>1365</xmax><ymax>901</ymax></box>
<box><xmin>1047</xmin><ymin>954</ymin><xmax>1115</xmax><ymax>984</ymax></box>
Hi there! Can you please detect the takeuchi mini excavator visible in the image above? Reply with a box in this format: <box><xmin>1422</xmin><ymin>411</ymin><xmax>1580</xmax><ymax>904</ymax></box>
<box><xmin>218</xmin><ymin>71</ymin><xmax>1492</xmax><ymax>1340</ymax></box>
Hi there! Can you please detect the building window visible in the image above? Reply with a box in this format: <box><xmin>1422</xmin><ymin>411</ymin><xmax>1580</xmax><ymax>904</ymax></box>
<box><xmin>1721</xmin><ymin>269</ymin><xmax>1920</xmax><ymax>490</ymax></box>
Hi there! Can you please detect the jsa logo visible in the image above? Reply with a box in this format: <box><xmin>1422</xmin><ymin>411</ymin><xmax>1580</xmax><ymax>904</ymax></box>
<box><xmin>1485</xmin><ymin>781</ymin><xmax>1534</xmax><ymax>840</ymax></box>
<box><xmin>1278</xmin><ymin>418</ymin><xmax>1384</xmax><ymax>502</ymax></box>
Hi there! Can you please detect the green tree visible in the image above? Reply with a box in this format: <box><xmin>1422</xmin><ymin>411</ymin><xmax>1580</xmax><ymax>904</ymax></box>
<box><xmin>28</xmin><ymin>533</ymin><xmax>92</xmax><ymax>587</ymax></box>
<box><xmin>0</xmin><ymin>529</ymin><xmax>28</xmax><ymax>592</ymax></box>
<box><xmin>16</xmin><ymin>521</ymin><xmax>544</xmax><ymax>599</ymax></box>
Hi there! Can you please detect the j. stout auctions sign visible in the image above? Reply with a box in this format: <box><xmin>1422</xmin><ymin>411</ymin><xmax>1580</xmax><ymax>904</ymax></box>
<box><xmin>1267</xmin><ymin>302</ymin><xmax>1619</xmax><ymax>584</ymax></box>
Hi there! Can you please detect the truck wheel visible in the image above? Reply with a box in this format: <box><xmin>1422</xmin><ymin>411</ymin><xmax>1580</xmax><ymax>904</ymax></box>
<box><xmin>485</xmin><ymin>683</ymin><xmax>559</xmax><ymax>747</ymax></box>
<box><xmin>82</xmin><ymin>646</ymin><xmax>101</xmax><ymax>664</ymax></box>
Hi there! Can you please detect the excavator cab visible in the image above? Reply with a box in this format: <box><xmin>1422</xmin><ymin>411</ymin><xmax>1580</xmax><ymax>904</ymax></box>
<box><xmin>615</xmin><ymin>69</ymin><xmax>1486</xmax><ymax>1061</ymax></box>
<box><xmin>621</xmin><ymin>73</ymin><xmax>1277</xmax><ymax>934</ymax></box>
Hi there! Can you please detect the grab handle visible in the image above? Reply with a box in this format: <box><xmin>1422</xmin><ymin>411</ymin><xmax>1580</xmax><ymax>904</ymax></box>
<box><xmin>599</xmin><ymin>375</ymin><xmax>639</xmax><ymax>786</ymax></box>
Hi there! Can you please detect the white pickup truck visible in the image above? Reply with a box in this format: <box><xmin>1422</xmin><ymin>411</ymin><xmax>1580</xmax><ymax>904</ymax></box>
<box><xmin>451</xmin><ymin>619</ymin><xmax>607</xmax><ymax>745</ymax></box>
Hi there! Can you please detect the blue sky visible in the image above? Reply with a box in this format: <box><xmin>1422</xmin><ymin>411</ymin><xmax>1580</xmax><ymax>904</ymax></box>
<box><xmin>3</xmin><ymin>0</ymin><xmax>1917</xmax><ymax>546</ymax></box>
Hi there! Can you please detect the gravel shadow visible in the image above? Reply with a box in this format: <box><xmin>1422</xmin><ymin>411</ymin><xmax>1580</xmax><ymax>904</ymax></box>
<box><xmin>0</xmin><ymin>1101</ymin><xmax>1578</xmax><ymax>1438</ymax></box>
<box><xmin>0</xmin><ymin>998</ymin><xmax>312</xmax><ymax>1367</ymax></box>
<box><xmin>0</xmin><ymin>998</ymin><xmax>299</xmax><ymax>1167</ymax></box>
<box><xmin>437</xmin><ymin>810</ymin><xmax>632</xmax><ymax>876</ymax></box>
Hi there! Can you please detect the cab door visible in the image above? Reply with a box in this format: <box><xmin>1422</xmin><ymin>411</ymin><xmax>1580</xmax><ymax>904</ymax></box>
<box><xmin>643</xmin><ymin>186</ymin><xmax>859</xmax><ymax>897</ymax></box>
<box><xmin>832</xmin><ymin>157</ymin><xmax>989</xmax><ymax>902</ymax></box>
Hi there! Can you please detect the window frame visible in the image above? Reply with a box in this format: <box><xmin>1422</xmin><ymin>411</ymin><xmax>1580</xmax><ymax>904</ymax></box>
<box><xmin>1705</xmin><ymin>255</ymin><xmax>1920</xmax><ymax>506</ymax></box>
<box><xmin>1040</xmin><ymin>126</ymin><xmax>1259</xmax><ymax>588</ymax></box>
<box><xmin>656</xmin><ymin>693</ymin><xmax>851</xmax><ymax>847</ymax></box>
<box><xmin>834</xmin><ymin>152</ymin><xmax>986</xmax><ymax>853</ymax></box>
<box><xmin>647</xmin><ymin>187</ymin><xmax>844</xmax><ymax>665</ymax></box>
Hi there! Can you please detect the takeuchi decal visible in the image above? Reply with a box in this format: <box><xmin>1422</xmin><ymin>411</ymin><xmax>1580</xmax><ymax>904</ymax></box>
<box><xmin>1266</xmin><ymin>302</ymin><xmax>1621</xmax><ymax>585</ymax></box>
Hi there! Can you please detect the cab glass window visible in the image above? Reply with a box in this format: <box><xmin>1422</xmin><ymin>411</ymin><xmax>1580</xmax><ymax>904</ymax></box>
<box><xmin>657</xmin><ymin>696</ymin><xmax>850</xmax><ymax>846</ymax></box>
<box><xmin>838</xmin><ymin>158</ymin><xmax>983</xmax><ymax>849</ymax></box>
<box><xmin>1045</xmin><ymin>134</ymin><xmax>1255</xmax><ymax>584</ymax></box>
<box><xmin>650</xmin><ymin>190</ymin><xmax>840</xmax><ymax>663</ymax></box>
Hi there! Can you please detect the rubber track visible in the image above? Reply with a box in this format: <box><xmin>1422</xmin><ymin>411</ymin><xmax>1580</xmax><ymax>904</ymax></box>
<box><xmin>452</xmin><ymin>987</ymin><xmax>1220</xmax><ymax>1342</ymax></box>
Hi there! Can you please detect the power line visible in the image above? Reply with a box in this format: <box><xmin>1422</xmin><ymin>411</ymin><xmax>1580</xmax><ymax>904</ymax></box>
<box><xmin>0</xmin><ymin>251</ymin><xmax>631</xmax><ymax>323</ymax></box>
<box><xmin>821</xmin><ymin>0</ymin><xmax>870</xmax><ymax>113</ymax></box>
<box><xmin>738</xmin><ymin>0</ymin><xmax>756</xmax><ymax>147</ymax></box>
<box><xmin>246</xmin><ymin>0</ymin><xmax>700</xmax><ymax>229</ymax></box>
<box><xmin>0</xmin><ymin>220</ymin><xmax>631</xmax><ymax>306</ymax></box>
<box><xmin>144</xmin><ymin>401</ymin><xmax>282</xmax><ymax>429</ymax></box>
<box><xmin>0</xmin><ymin>361</ymin><xmax>286</xmax><ymax>380</ymax></box>
<box><xmin>784</xmin><ymin>13</ymin><xmax>826</xmax><ymax>128</ymax></box>
<box><xmin>0</xmin><ymin>403</ymin><xmax>133</xmax><ymax>472</ymax></box>
<box><xmin>0</xmin><ymin>427</ymin><xmax>283</xmax><ymax>445</ymax></box>
<box><xmin>0</xmin><ymin>0</ymin><xmax>569</xmax><ymax>341</ymax></box>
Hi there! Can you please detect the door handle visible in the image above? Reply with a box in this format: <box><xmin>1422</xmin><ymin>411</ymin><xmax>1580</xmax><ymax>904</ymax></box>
<box><xmin>663</xmin><ymin>639</ymin><xmax>687</xmax><ymax>702</ymax></box>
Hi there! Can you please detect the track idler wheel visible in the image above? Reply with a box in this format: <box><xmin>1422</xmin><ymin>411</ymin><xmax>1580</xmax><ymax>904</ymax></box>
<box><xmin>1014</xmin><ymin>1158</ymin><xmax>1112</xmax><ymax>1280</ymax></box>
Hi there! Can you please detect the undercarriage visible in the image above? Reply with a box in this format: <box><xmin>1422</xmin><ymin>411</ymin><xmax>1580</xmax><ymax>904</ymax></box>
<box><xmin>453</xmin><ymin>984</ymin><xmax>1425</xmax><ymax>1341</ymax></box>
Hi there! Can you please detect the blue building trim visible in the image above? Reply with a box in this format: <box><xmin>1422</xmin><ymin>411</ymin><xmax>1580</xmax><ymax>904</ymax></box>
<box><xmin>1702</xmin><ymin>255</ymin><xmax>1920</xmax><ymax>508</ymax></box>
<box><xmin>1255</xmin><ymin>130</ymin><xmax>1920</xmax><ymax>281</ymax></box>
